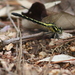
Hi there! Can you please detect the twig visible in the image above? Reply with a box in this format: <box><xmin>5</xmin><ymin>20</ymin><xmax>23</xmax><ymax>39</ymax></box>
<box><xmin>0</xmin><ymin>22</ymin><xmax>6</xmax><ymax>26</ymax></box>
<box><xmin>6</xmin><ymin>1</ymin><xmax>20</xmax><ymax>33</ymax></box>
<box><xmin>19</xmin><ymin>32</ymin><xmax>23</xmax><ymax>75</ymax></box>
<box><xmin>1</xmin><ymin>32</ymin><xmax>44</xmax><ymax>45</ymax></box>
<box><xmin>64</xmin><ymin>29</ymin><xmax>75</xmax><ymax>33</ymax></box>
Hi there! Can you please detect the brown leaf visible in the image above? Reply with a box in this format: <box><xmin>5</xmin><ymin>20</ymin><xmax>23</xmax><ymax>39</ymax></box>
<box><xmin>5</xmin><ymin>43</ymin><xmax>14</xmax><ymax>51</ymax></box>
<box><xmin>42</xmin><ymin>12</ymin><xmax>75</xmax><ymax>29</ymax></box>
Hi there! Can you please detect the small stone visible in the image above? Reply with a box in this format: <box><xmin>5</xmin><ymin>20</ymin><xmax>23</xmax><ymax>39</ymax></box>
<box><xmin>70</xmin><ymin>46</ymin><xmax>75</xmax><ymax>51</ymax></box>
<box><xmin>39</xmin><ymin>51</ymin><xmax>47</xmax><ymax>58</ymax></box>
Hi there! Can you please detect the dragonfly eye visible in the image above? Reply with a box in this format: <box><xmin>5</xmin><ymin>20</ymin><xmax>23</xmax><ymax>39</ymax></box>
<box><xmin>57</xmin><ymin>27</ymin><xmax>62</xmax><ymax>34</ymax></box>
<box><xmin>53</xmin><ymin>26</ymin><xmax>62</xmax><ymax>34</ymax></box>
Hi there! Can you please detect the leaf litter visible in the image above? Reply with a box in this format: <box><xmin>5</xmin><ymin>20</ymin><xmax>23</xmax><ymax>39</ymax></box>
<box><xmin>0</xmin><ymin>0</ymin><xmax>75</xmax><ymax>75</ymax></box>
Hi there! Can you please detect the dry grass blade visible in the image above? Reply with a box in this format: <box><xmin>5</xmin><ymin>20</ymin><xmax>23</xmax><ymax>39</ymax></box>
<box><xmin>6</xmin><ymin>1</ymin><xmax>20</xmax><ymax>33</ymax></box>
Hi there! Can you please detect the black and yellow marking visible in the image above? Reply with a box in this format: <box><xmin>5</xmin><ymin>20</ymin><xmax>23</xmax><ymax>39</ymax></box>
<box><xmin>12</xmin><ymin>13</ymin><xmax>62</xmax><ymax>34</ymax></box>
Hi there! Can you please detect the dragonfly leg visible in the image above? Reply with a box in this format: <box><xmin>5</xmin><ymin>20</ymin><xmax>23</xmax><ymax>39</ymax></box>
<box><xmin>53</xmin><ymin>33</ymin><xmax>59</xmax><ymax>38</ymax></box>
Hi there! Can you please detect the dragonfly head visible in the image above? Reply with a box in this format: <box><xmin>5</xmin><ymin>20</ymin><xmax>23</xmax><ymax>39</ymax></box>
<box><xmin>56</xmin><ymin>27</ymin><xmax>62</xmax><ymax>34</ymax></box>
<box><xmin>52</xmin><ymin>26</ymin><xmax>62</xmax><ymax>34</ymax></box>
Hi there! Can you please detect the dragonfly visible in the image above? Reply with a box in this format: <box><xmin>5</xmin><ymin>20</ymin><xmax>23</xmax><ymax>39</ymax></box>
<box><xmin>12</xmin><ymin>13</ymin><xmax>62</xmax><ymax>34</ymax></box>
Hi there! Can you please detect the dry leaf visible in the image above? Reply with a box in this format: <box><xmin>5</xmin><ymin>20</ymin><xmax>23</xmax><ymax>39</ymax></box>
<box><xmin>5</xmin><ymin>43</ymin><xmax>14</xmax><ymax>51</ymax></box>
<box><xmin>0</xmin><ymin>35</ymin><xmax>9</xmax><ymax>40</ymax></box>
<box><xmin>8</xmin><ymin>32</ymin><xmax>16</xmax><ymax>38</ymax></box>
<box><xmin>37</xmin><ymin>54</ymin><xmax>75</xmax><ymax>64</ymax></box>
<box><xmin>60</xmin><ymin>0</ymin><xmax>75</xmax><ymax>15</ymax></box>
<box><xmin>0</xmin><ymin>6</ymin><xmax>14</xmax><ymax>17</ymax></box>
<box><xmin>0</xmin><ymin>59</ymin><xmax>10</xmax><ymax>72</ymax></box>
<box><xmin>71</xmin><ymin>69</ymin><xmax>75</xmax><ymax>74</ymax></box>
<box><xmin>17</xmin><ymin>0</ymin><xmax>32</xmax><ymax>9</ymax></box>
<box><xmin>42</xmin><ymin>12</ymin><xmax>75</xmax><ymax>30</ymax></box>
<box><xmin>0</xmin><ymin>59</ymin><xmax>14</xmax><ymax>72</ymax></box>
<box><xmin>58</xmin><ymin>32</ymin><xmax>72</xmax><ymax>39</ymax></box>
<box><xmin>39</xmin><ymin>51</ymin><xmax>47</xmax><ymax>58</ymax></box>
<box><xmin>70</xmin><ymin>46</ymin><xmax>75</xmax><ymax>51</ymax></box>
<box><xmin>45</xmin><ymin>1</ymin><xmax>61</xmax><ymax>9</ymax></box>
<box><xmin>0</xmin><ymin>25</ymin><xmax>11</xmax><ymax>32</ymax></box>
<box><xmin>48</xmin><ymin>0</ymin><xmax>75</xmax><ymax>16</ymax></box>
<box><xmin>49</xmin><ymin>69</ymin><xmax>61</xmax><ymax>75</ymax></box>
<box><xmin>49</xmin><ymin>39</ymin><xmax>58</xmax><ymax>46</ymax></box>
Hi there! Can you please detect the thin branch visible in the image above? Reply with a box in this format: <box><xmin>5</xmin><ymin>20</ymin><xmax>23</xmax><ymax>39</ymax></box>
<box><xmin>2</xmin><ymin>32</ymin><xmax>44</xmax><ymax>45</ymax></box>
<box><xmin>6</xmin><ymin>1</ymin><xmax>20</xmax><ymax>33</ymax></box>
<box><xmin>64</xmin><ymin>29</ymin><xmax>75</xmax><ymax>33</ymax></box>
